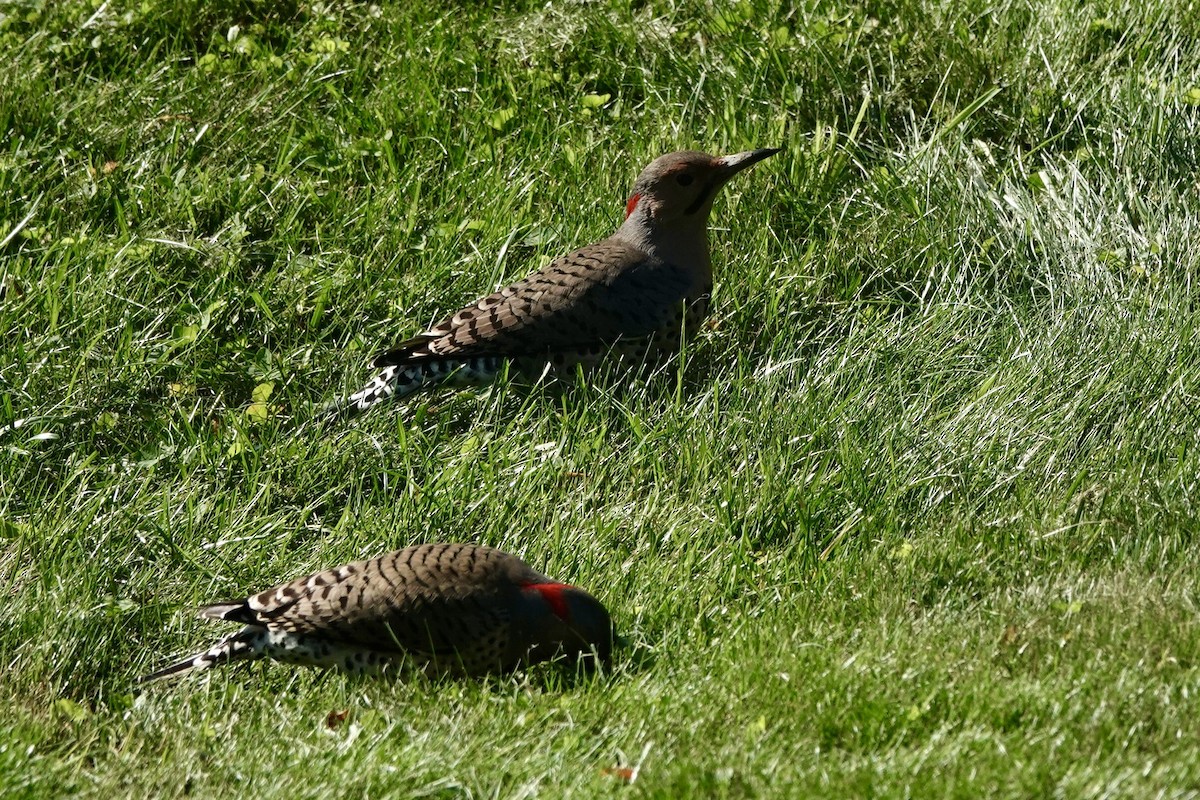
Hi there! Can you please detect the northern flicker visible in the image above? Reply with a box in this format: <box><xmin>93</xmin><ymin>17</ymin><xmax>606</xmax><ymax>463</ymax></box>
<box><xmin>335</xmin><ymin>147</ymin><xmax>781</xmax><ymax>416</ymax></box>
<box><xmin>142</xmin><ymin>543</ymin><xmax>612</xmax><ymax>681</ymax></box>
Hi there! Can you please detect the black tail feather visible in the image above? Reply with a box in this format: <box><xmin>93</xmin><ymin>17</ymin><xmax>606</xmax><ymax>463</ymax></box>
<box><xmin>140</xmin><ymin>628</ymin><xmax>260</xmax><ymax>683</ymax></box>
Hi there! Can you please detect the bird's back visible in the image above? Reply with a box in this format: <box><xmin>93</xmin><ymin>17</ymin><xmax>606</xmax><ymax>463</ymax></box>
<box><xmin>372</xmin><ymin>236</ymin><xmax>703</xmax><ymax>368</ymax></box>
<box><xmin>229</xmin><ymin>544</ymin><xmax>545</xmax><ymax>671</ymax></box>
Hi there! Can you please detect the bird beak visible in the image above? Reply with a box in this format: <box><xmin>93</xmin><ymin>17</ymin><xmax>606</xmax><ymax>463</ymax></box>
<box><xmin>716</xmin><ymin>147</ymin><xmax>782</xmax><ymax>176</ymax></box>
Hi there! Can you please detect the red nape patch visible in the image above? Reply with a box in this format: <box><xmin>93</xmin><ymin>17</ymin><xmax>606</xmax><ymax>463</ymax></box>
<box><xmin>625</xmin><ymin>193</ymin><xmax>641</xmax><ymax>219</ymax></box>
<box><xmin>525</xmin><ymin>582</ymin><xmax>571</xmax><ymax>621</ymax></box>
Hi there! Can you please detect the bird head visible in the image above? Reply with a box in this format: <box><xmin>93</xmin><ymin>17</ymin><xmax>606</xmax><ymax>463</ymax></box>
<box><xmin>623</xmin><ymin>148</ymin><xmax>782</xmax><ymax>227</ymax></box>
<box><xmin>523</xmin><ymin>582</ymin><xmax>614</xmax><ymax>667</ymax></box>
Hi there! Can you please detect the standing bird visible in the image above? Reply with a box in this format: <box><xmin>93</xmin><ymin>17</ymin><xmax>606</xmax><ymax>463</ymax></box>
<box><xmin>142</xmin><ymin>543</ymin><xmax>612</xmax><ymax>681</ymax></box>
<box><xmin>336</xmin><ymin>147</ymin><xmax>781</xmax><ymax>416</ymax></box>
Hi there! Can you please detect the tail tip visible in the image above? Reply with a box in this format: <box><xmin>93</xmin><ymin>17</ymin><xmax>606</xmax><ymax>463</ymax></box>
<box><xmin>138</xmin><ymin>656</ymin><xmax>205</xmax><ymax>684</ymax></box>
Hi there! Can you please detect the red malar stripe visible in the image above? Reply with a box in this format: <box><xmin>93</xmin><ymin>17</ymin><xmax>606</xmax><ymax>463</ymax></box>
<box><xmin>525</xmin><ymin>582</ymin><xmax>571</xmax><ymax>621</ymax></box>
<box><xmin>625</xmin><ymin>193</ymin><xmax>641</xmax><ymax>219</ymax></box>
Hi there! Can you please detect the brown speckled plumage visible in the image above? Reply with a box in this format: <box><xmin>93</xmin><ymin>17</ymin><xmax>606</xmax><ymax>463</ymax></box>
<box><xmin>336</xmin><ymin>148</ymin><xmax>780</xmax><ymax>416</ymax></box>
<box><xmin>142</xmin><ymin>543</ymin><xmax>612</xmax><ymax>681</ymax></box>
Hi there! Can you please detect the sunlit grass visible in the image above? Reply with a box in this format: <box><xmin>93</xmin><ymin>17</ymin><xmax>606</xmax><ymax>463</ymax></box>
<box><xmin>2</xmin><ymin>0</ymin><xmax>1199</xmax><ymax>796</ymax></box>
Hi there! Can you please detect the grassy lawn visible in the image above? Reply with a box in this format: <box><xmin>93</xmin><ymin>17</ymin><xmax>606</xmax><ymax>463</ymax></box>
<box><xmin>3</xmin><ymin>0</ymin><xmax>1200</xmax><ymax>796</ymax></box>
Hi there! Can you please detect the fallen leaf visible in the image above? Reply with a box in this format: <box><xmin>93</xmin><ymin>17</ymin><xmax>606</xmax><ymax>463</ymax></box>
<box><xmin>245</xmin><ymin>402</ymin><xmax>270</xmax><ymax>422</ymax></box>
<box><xmin>581</xmin><ymin>92</ymin><xmax>611</xmax><ymax>109</ymax></box>
<box><xmin>54</xmin><ymin>698</ymin><xmax>91</xmax><ymax>722</ymax></box>
<box><xmin>601</xmin><ymin>766</ymin><xmax>636</xmax><ymax>783</ymax></box>
<box><xmin>326</xmin><ymin>709</ymin><xmax>349</xmax><ymax>729</ymax></box>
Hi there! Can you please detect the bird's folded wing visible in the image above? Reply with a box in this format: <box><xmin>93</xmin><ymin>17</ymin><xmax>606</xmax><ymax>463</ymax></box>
<box><xmin>372</xmin><ymin>239</ymin><xmax>694</xmax><ymax>367</ymax></box>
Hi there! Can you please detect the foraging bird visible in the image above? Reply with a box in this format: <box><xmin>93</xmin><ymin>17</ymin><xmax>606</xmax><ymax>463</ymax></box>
<box><xmin>337</xmin><ymin>147</ymin><xmax>781</xmax><ymax>416</ymax></box>
<box><xmin>142</xmin><ymin>543</ymin><xmax>612</xmax><ymax>681</ymax></box>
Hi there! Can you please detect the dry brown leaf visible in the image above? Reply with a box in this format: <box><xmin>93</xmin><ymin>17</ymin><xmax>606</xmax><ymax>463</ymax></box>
<box><xmin>601</xmin><ymin>766</ymin><xmax>636</xmax><ymax>783</ymax></box>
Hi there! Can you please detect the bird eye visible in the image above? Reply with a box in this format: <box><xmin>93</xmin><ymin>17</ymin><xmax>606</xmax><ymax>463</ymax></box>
<box><xmin>676</xmin><ymin>173</ymin><xmax>694</xmax><ymax>186</ymax></box>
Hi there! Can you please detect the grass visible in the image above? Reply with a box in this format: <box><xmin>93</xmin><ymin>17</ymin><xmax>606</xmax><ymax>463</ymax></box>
<box><xmin>2</xmin><ymin>0</ymin><xmax>1200</xmax><ymax>795</ymax></box>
